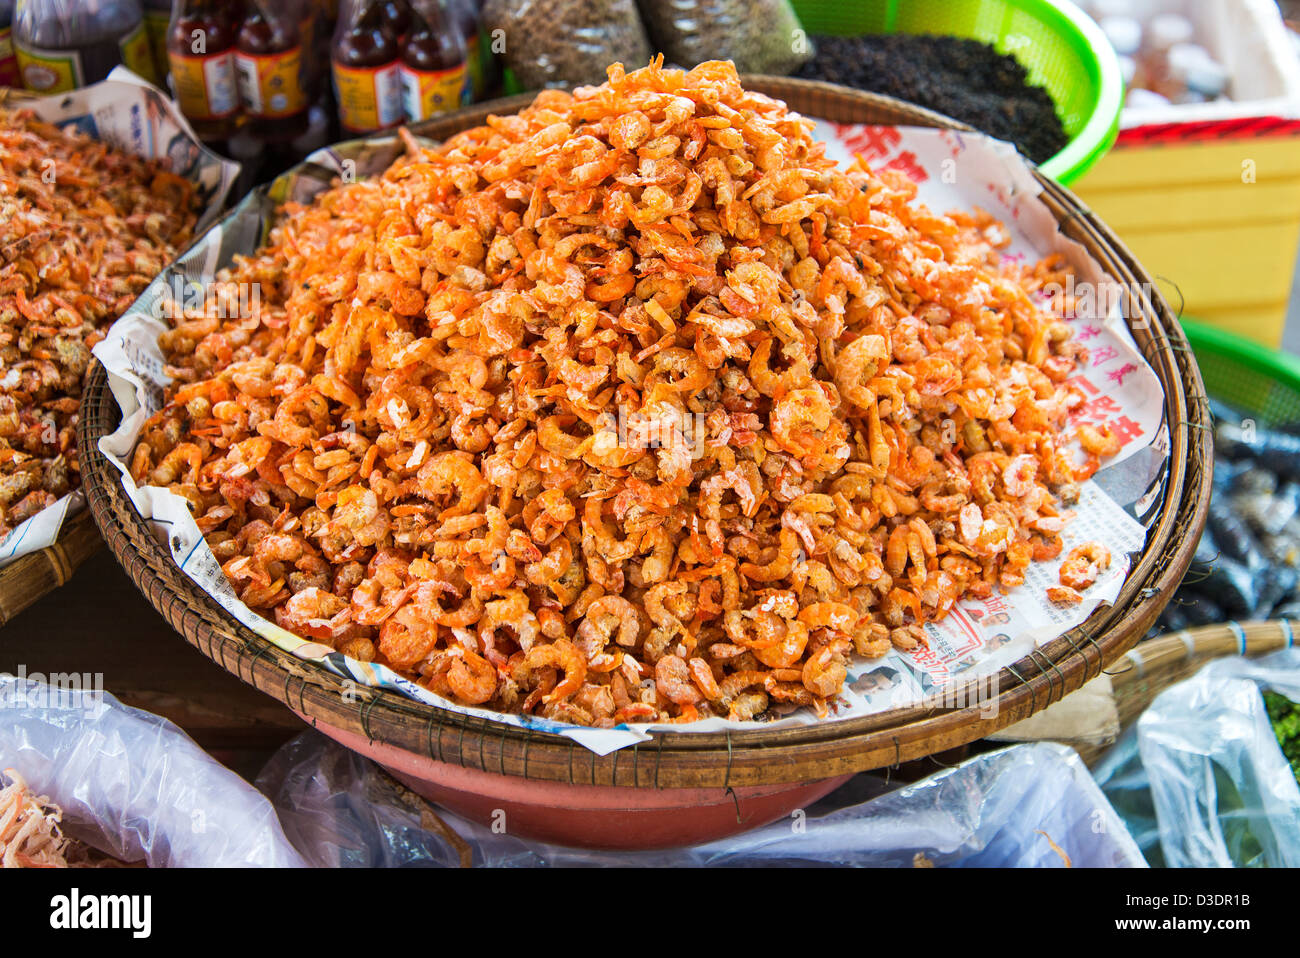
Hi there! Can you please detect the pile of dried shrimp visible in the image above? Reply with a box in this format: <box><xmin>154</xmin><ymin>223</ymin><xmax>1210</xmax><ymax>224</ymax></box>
<box><xmin>132</xmin><ymin>60</ymin><xmax>1112</xmax><ymax>727</ymax></box>
<box><xmin>0</xmin><ymin>768</ymin><xmax>70</xmax><ymax>867</ymax></box>
<box><xmin>0</xmin><ymin>107</ymin><xmax>200</xmax><ymax>537</ymax></box>
<box><xmin>0</xmin><ymin>767</ymin><xmax>130</xmax><ymax>868</ymax></box>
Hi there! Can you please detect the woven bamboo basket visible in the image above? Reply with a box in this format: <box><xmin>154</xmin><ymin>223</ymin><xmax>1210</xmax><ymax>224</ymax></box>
<box><xmin>76</xmin><ymin>79</ymin><xmax>1212</xmax><ymax>847</ymax></box>
<box><xmin>0</xmin><ymin>86</ymin><xmax>102</xmax><ymax>624</ymax></box>
<box><xmin>1076</xmin><ymin>620</ymin><xmax>1300</xmax><ymax>766</ymax></box>
<box><xmin>0</xmin><ymin>510</ymin><xmax>100</xmax><ymax>627</ymax></box>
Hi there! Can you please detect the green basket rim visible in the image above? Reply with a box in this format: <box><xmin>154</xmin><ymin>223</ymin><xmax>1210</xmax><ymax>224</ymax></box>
<box><xmin>1182</xmin><ymin>316</ymin><xmax>1300</xmax><ymax>399</ymax></box>
<box><xmin>1022</xmin><ymin>0</ymin><xmax>1123</xmax><ymax>185</ymax></box>
<box><xmin>772</xmin><ymin>0</ymin><xmax>1126</xmax><ymax>184</ymax></box>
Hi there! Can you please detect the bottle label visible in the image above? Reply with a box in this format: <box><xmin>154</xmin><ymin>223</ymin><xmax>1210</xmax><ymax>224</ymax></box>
<box><xmin>235</xmin><ymin>47</ymin><xmax>306</xmax><ymax>118</ymax></box>
<box><xmin>333</xmin><ymin>60</ymin><xmax>402</xmax><ymax>133</ymax></box>
<box><xmin>15</xmin><ymin>44</ymin><xmax>82</xmax><ymax>93</ymax></box>
<box><xmin>0</xmin><ymin>27</ymin><xmax>20</xmax><ymax>88</ymax></box>
<box><xmin>399</xmin><ymin>62</ymin><xmax>465</xmax><ymax>122</ymax></box>
<box><xmin>169</xmin><ymin>50</ymin><xmax>239</xmax><ymax>120</ymax></box>
<box><xmin>119</xmin><ymin>22</ymin><xmax>159</xmax><ymax>85</ymax></box>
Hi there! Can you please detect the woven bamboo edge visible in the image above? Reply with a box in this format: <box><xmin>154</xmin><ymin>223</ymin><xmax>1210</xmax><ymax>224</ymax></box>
<box><xmin>0</xmin><ymin>509</ymin><xmax>101</xmax><ymax>628</ymax></box>
<box><xmin>1073</xmin><ymin>621</ymin><xmax>1298</xmax><ymax>766</ymax></box>
<box><xmin>77</xmin><ymin>79</ymin><xmax>1213</xmax><ymax>789</ymax></box>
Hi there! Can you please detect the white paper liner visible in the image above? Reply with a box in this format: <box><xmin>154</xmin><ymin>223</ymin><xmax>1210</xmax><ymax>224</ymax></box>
<box><xmin>94</xmin><ymin>121</ymin><xmax>1169</xmax><ymax>755</ymax></box>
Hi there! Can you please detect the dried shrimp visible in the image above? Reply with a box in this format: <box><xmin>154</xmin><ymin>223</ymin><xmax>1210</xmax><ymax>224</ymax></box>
<box><xmin>132</xmin><ymin>60</ymin><xmax>1104</xmax><ymax>726</ymax></box>
<box><xmin>0</xmin><ymin>108</ymin><xmax>200</xmax><ymax>536</ymax></box>
<box><xmin>1058</xmin><ymin>542</ymin><xmax>1112</xmax><ymax>592</ymax></box>
<box><xmin>0</xmin><ymin>768</ymin><xmax>69</xmax><ymax>868</ymax></box>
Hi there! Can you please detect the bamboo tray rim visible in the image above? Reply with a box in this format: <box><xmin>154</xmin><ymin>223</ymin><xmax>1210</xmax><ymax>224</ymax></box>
<box><xmin>0</xmin><ymin>509</ymin><xmax>101</xmax><ymax>627</ymax></box>
<box><xmin>76</xmin><ymin>79</ymin><xmax>1213</xmax><ymax>788</ymax></box>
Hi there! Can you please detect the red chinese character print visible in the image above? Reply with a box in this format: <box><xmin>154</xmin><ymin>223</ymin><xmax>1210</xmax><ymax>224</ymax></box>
<box><xmin>884</xmin><ymin>150</ymin><xmax>928</xmax><ymax>183</ymax></box>
<box><xmin>1107</xmin><ymin>362</ymin><xmax>1139</xmax><ymax>388</ymax></box>
<box><xmin>1071</xmin><ymin>395</ymin><xmax>1121</xmax><ymax>424</ymax></box>
<box><xmin>837</xmin><ymin>124</ymin><xmax>901</xmax><ymax>163</ymax></box>
<box><xmin>1090</xmin><ymin>345</ymin><xmax>1118</xmax><ymax>367</ymax></box>
<box><xmin>1065</xmin><ymin>375</ymin><xmax>1099</xmax><ymax>397</ymax></box>
<box><xmin>1108</xmin><ymin>415</ymin><xmax>1144</xmax><ymax>446</ymax></box>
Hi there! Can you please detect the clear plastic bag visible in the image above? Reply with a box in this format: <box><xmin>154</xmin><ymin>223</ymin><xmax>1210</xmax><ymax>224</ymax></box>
<box><xmin>635</xmin><ymin>0</ymin><xmax>811</xmax><ymax>74</ymax></box>
<box><xmin>0</xmin><ymin>676</ymin><xmax>305</xmax><ymax>867</ymax></box>
<box><xmin>1093</xmin><ymin>648</ymin><xmax>1300</xmax><ymax>868</ymax></box>
<box><xmin>481</xmin><ymin>0</ymin><xmax>651</xmax><ymax>90</ymax></box>
<box><xmin>258</xmin><ymin>732</ymin><xmax>1145</xmax><ymax>867</ymax></box>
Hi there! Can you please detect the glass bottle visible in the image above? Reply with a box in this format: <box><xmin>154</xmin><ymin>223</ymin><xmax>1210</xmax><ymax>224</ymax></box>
<box><xmin>142</xmin><ymin>0</ymin><xmax>171</xmax><ymax>81</ymax></box>
<box><xmin>166</xmin><ymin>0</ymin><xmax>239</xmax><ymax>140</ymax></box>
<box><xmin>234</xmin><ymin>0</ymin><xmax>307</xmax><ymax>127</ymax></box>
<box><xmin>226</xmin><ymin>0</ymin><xmax>330</xmax><ymax>183</ymax></box>
<box><xmin>399</xmin><ymin>0</ymin><xmax>464</xmax><ymax>122</ymax></box>
<box><xmin>0</xmin><ymin>1</ymin><xmax>19</xmax><ymax>87</ymax></box>
<box><xmin>448</xmin><ymin>0</ymin><xmax>488</xmax><ymax>101</ymax></box>
<box><xmin>13</xmin><ymin>0</ymin><xmax>158</xmax><ymax>92</ymax></box>
<box><xmin>331</xmin><ymin>0</ymin><xmax>402</xmax><ymax>134</ymax></box>
<box><xmin>296</xmin><ymin>0</ymin><xmax>321</xmax><ymax>97</ymax></box>
<box><xmin>379</xmin><ymin>0</ymin><xmax>409</xmax><ymax>41</ymax></box>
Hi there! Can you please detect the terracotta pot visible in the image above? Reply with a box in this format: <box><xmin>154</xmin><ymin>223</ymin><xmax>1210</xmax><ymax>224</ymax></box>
<box><xmin>303</xmin><ymin>713</ymin><xmax>852</xmax><ymax>850</ymax></box>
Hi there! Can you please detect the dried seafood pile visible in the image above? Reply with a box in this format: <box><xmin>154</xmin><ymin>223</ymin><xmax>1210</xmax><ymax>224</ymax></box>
<box><xmin>0</xmin><ymin>107</ymin><xmax>200</xmax><ymax>536</ymax></box>
<box><xmin>131</xmin><ymin>60</ymin><xmax>1111</xmax><ymax>726</ymax></box>
<box><xmin>0</xmin><ymin>768</ymin><xmax>70</xmax><ymax>867</ymax></box>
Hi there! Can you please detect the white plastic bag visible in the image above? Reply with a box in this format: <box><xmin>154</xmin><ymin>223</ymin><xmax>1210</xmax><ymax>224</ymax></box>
<box><xmin>0</xmin><ymin>676</ymin><xmax>305</xmax><ymax>867</ymax></box>
<box><xmin>257</xmin><ymin>733</ymin><xmax>1145</xmax><ymax>867</ymax></box>
<box><xmin>1094</xmin><ymin>647</ymin><xmax>1300</xmax><ymax>868</ymax></box>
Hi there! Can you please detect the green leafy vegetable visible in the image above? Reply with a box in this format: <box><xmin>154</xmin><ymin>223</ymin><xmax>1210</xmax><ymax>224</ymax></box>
<box><xmin>1264</xmin><ymin>690</ymin><xmax>1300</xmax><ymax>783</ymax></box>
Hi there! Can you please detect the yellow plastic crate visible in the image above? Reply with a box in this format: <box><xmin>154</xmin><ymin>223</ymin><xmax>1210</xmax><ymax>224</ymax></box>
<box><xmin>1071</xmin><ymin>0</ymin><xmax>1300</xmax><ymax>348</ymax></box>
<box><xmin>1074</xmin><ymin>133</ymin><xmax>1300</xmax><ymax>347</ymax></box>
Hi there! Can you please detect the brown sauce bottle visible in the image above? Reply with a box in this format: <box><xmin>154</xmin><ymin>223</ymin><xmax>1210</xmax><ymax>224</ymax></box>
<box><xmin>379</xmin><ymin>0</ymin><xmax>411</xmax><ymax>42</ymax></box>
<box><xmin>166</xmin><ymin>0</ymin><xmax>240</xmax><ymax>141</ymax></box>
<box><xmin>399</xmin><ymin>0</ymin><xmax>465</xmax><ymax>122</ymax></box>
<box><xmin>0</xmin><ymin>1</ymin><xmax>19</xmax><ymax>88</ymax></box>
<box><xmin>234</xmin><ymin>0</ymin><xmax>306</xmax><ymax>128</ymax></box>
<box><xmin>450</xmin><ymin>0</ymin><xmax>490</xmax><ymax>101</ymax></box>
<box><xmin>331</xmin><ymin>0</ymin><xmax>402</xmax><ymax>134</ymax></box>
<box><xmin>15</xmin><ymin>0</ymin><xmax>158</xmax><ymax>92</ymax></box>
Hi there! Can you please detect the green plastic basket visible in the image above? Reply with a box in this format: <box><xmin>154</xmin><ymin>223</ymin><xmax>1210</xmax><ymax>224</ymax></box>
<box><xmin>1183</xmin><ymin>317</ymin><xmax>1300</xmax><ymax>425</ymax></box>
<box><xmin>788</xmin><ymin>0</ymin><xmax>1124</xmax><ymax>185</ymax></box>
